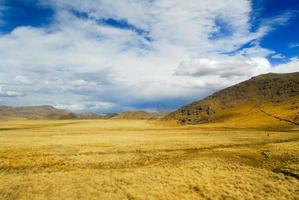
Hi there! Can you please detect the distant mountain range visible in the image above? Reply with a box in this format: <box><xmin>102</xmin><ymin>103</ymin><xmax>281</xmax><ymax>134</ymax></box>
<box><xmin>112</xmin><ymin>110</ymin><xmax>171</xmax><ymax>120</ymax></box>
<box><xmin>0</xmin><ymin>105</ymin><xmax>170</xmax><ymax>120</ymax></box>
<box><xmin>0</xmin><ymin>105</ymin><xmax>78</xmax><ymax>120</ymax></box>
<box><xmin>165</xmin><ymin>72</ymin><xmax>299</xmax><ymax>127</ymax></box>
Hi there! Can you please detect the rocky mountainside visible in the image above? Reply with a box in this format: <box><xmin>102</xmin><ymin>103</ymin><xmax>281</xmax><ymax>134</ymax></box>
<box><xmin>165</xmin><ymin>72</ymin><xmax>299</xmax><ymax>127</ymax></box>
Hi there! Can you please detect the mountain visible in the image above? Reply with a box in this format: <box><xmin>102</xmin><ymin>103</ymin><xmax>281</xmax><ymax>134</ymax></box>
<box><xmin>77</xmin><ymin>112</ymin><xmax>118</xmax><ymax>119</ymax></box>
<box><xmin>112</xmin><ymin>111</ymin><xmax>156</xmax><ymax>120</ymax></box>
<box><xmin>0</xmin><ymin>105</ymin><xmax>77</xmax><ymax>120</ymax></box>
<box><xmin>77</xmin><ymin>112</ymin><xmax>102</xmax><ymax>119</ymax></box>
<box><xmin>112</xmin><ymin>110</ymin><xmax>172</xmax><ymax>120</ymax></box>
<box><xmin>165</xmin><ymin>72</ymin><xmax>299</xmax><ymax>127</ymax></box>
<box><xmin>0</xmin><ymin>105</ymin><xmax>170</xmax><ymax>121</ymax></box>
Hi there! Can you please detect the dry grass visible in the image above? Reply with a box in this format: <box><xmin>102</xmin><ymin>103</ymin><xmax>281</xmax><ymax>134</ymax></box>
<box><xmin>0</xmin><ymin>119</ymin><xmax>298</xmax><ymax>200</ymax></box>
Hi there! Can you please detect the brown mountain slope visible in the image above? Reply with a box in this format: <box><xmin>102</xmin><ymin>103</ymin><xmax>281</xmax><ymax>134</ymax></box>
<box><xmin>0</xmin><ymin>105</ymin><xmax>77</xmax><ymax>120</ymax></box>
<box><xmin>165</xmin><ymin>72</ymin><xmax>299</xmax><ymax>127</ymax></box>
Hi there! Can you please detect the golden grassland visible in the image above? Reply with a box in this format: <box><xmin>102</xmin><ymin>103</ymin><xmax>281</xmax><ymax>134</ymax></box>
<box><xmin>196</xmin><ymin>97</ymin><xmax>299</xmax><ymax>130</ymax></box>
<box><xmin>0</xmin><ymin>119</ymin><xmax>298</xmax><ymax>200</ymax></box>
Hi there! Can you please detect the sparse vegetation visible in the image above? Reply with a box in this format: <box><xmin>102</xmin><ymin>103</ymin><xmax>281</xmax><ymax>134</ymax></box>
<box><xmin>0</xmin><ymin>119</ymin><xmax>298</xmax><ymax>199</ymax></box>
<box><xmin>166</xmin><ymin>73</ymin><xmax>299</xmax><ymax>125</ymax></box>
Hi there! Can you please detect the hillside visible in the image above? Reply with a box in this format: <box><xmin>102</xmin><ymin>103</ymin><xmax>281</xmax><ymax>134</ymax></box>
<box><xmin>0</xmin><ymin>106</ymin><xmax>170</xmax><ymax>121</ymax></box>
<box><xmin>166</xmin><ymin>72</ymin><xmax>299</xmax><ymax>128</ymax></box>
<box><xmin>112</xmin><ymin>111</ymin><xmax>156</xmax><ymax>120</ymax></box>
<box><xmin>112</xmin><ymin>110</ymin><xmax>172</xmax><ymax>120</ymax></box>
<box><xmin>0</xmin><ymin>105</ymin><xmax>77</xmax><ymax>120</ymax></box>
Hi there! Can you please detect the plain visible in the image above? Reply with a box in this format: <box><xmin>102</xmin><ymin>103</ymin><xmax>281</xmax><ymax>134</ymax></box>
<box><xmin>0</xmin><ymin>119</ymin><xmax>298</xmax><ymax>200</ymax></box>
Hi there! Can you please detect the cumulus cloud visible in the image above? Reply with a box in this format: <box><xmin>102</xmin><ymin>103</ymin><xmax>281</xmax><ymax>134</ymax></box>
<box><xmin>15</xmin><ymin>75</ymin><xmax>31</xmax><ymax>84</ymax></box>
<box><xmin>71</xmin><ymin>79</ymin><xmax>88</xmax><ymax>87</ymax></box>
<box><xmin>272</xmin><ymin>57</ymin><xmax>299</xmax><ymax>73</ymax></box>
<box><xmin>238</xmin><ymin>44</ymin><xmax>275</xmax><ymax>57</ymax></box>
<box><xmin>55</xmin><ymin>101</ymin><xmax>115</xmax><ymax>112</ymax></box>
<box><xmin>0</xmin><ymin>0</ymin><xmax>297</xmax><ymax>112</ymax></box>
<box><xmin>271</xmin><ymin>53</ymin><xmax>286</xmax><ymax>59</ymax></box>
<box><xmin>175</xmin><ymin>56</ymin><xmax>272</xmax><ymax>78</ymax></box>
<box><xmin>0</xmin><ymin>86</ymin><xmax>24</xmax><ymax>97</ymax></box>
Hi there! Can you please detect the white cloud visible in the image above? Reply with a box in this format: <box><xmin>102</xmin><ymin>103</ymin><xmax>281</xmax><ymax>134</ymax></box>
<box><xmin>174</xmin><ymin>56</ymin><xmax>273</xmax><ymax>91</ymax></box>
<box><xmin>55</xmin><ymin>101</ymin><xmax>115</xmax><ymax>111</ymax></box>
<box><xmin>94</xmin><ymin>102</ymin><xmax>115</xmax><ymax>109</ymax></box>
<box><xmin>55</xmin><ymin>103</ymin><xmax>87</xmax><ymax>111</ymax></box>
<box><xmin>71</xmin><ymin>79</ymin><xmax>88</xmax><ymax>87</ymax></box>
<box><xmin>15</xmin><ymin>75</ymin><xmax>31</xmax><ymax>84</ymax></box>
<box><xmin>239</xmin><ymin>44</ymin><xmax>275</xmax><ymax>57</ymax></box>
<box><xmin>0</xmin><ymin>86</ymin><xmax>24</xmax><ymax>97</ymax></box>
<box><xmin>289</xmin><ymin>43</ymin><xmax>299</xmax><ymax>48</ymax></box>
<box><xmin>271</xmin><ymin>53</ymin><xmax>286</xmax><ymax>59</ymax></box>
<box><xmin>271</xmin><ymin>57</ymin><xmax>299</xmax><ymax>73</ymax></box>
<box><xmin>0</xmin><ymin>0</ymin><xmax>297</xmax><ymax>112</ymax></box>
<box><xmin>43</xmin><ymin>0</ymin><xmax>269</xmax><ymax>53</ymax></box>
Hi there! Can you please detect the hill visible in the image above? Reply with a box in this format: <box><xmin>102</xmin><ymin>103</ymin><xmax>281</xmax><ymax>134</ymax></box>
<box><xmin>0</xmin><ymin>105</ymin><xmax>77</xmax><ymax>120</ymax></box>
<box><xmin>77</xmin><ymin>112</ymin><xmax>118</xmax><ymax>119</ymax></box>
<box><xmin>0</xmin><ymin>106</ymin><xmax>170</xmax><ymax>121</ymax></box>
<box><xmin>112</xmin><ymin>111</ymin><xmax>156</xmax><ymax>120</ymax></box>
<box><xmin>165</xmin><ymin>72</ymin><xmax>299</xmax><ymax>128</ymax></box>
<box><xmin>112</xmin><ymin>110</ymin><xmax>172</xmax><ymax>120</ymax></box>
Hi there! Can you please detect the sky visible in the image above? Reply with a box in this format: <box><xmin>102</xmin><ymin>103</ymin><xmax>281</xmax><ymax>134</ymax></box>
<box><xmin>0</xmin><ymin>0</ymin><xmax>298</xmax><ymax>113</ymax></box>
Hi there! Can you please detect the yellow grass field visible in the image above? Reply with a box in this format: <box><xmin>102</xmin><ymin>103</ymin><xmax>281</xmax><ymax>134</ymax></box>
<box><xmin>0</xmin><ymin>119</ymin><xmax>298</xmax><ymax>200</ymax></box>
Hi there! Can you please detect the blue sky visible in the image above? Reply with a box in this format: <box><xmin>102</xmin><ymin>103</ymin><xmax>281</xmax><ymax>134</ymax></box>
<box><xmin>0</xmin><ymin>0</ymin><xmax>298</xmax><ymax>113</ymax></box>
<box><xmin>251</xmin><ymin>0</ymin><xmax>299</xmax><ymax>62</ymax></box>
